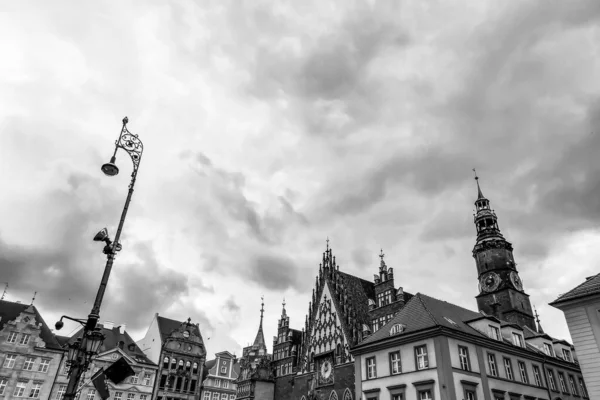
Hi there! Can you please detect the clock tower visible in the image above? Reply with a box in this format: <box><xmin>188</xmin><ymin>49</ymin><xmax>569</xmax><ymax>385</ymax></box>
<box><xmin>472</xmin><ymin>171</ymin><xmax>536</xmax><ymax>331</ymax></box>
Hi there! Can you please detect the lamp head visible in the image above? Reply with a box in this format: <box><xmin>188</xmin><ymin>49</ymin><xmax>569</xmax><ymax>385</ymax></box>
<box><xmin>55</xmin><ymin>320</ymin><xmax>64</xmax><ymax>331</ymax></box>
<box><xmin>93</xmin><ymin>228</ymin><xmax>110</xmax><ymax>242</ymax></box>
<box><xmin>101</xmin><ymin>156</ymin><xmax>119</xmax><ymax>176</ymax></box>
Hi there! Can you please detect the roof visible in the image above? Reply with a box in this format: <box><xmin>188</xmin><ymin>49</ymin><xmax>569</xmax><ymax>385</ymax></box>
<box><xmin>70</xmin><ymin>324</ymin><xmax>155</xmax><ymax>366</ymax></box>
<box><xmin>156</xmin><ymin>316</ymin><xmax>185</xmax><ymax>342</ymax></box>
<box><xmin>550</xmin><ymin>273</ymin><xmax>600</xmax><ymax>306</ymax></box>
<box><xmin>55</xmin><ymin>335</ymin><xmax>71</xmax><ymax>346</ymax></box>
<box><xmin>0</xmin><ymin>300</ymin><xmax>62</xmax><ymax>350</ymax></box>
<box><xmin>358</xmin><ymin>293</ymin><xmax>485</xmax><ymax>346</ymax></box>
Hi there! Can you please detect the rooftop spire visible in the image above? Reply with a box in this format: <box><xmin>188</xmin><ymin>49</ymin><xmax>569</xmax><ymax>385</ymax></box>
<box><xmin>534</xmin><ymin>306</ymin><xmax>544</xmax><ymax>334</ymax></box>
<box><xmin>251</xmin><ymin>296</ymin><xmax>267</xmax><ymax>352</ymax></box>
<box><xmin>282</xmin><ymin>298</ymin><xmax>286</xmax><ymax>316</ymax></box>
<box><xmin>473</xmin><ymin>168</ymin><xmax>485</xmax><ymax>200</ymax></box>
<box><xmin>31</xmin><ymin>291</ymin><xmax>37</xmax><ymax>305</ymax></box>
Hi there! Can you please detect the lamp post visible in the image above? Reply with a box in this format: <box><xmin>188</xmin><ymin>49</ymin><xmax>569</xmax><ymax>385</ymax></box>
<box><xmin>57</xmin><ymin>117</ymin><xmax>144</xmax><ymax>399</ymax></box>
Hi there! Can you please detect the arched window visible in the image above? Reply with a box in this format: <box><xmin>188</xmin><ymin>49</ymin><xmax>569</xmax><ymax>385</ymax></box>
<box><xmin>193</xmin><ymin>362</ymin><xmax>198</xmax><ymax>374</ymax></box>
<box><xmin>186</xmin><ymin>361</ymin><xmax>191</xmax><ymax>371</ymax></box>
<box><xmin>163</xmin><ymin>357</ymin><xmax>169</xmax><ymax>368</ymax></box>
<box><xmin>329</xmin><ymin>391</ymin><xmax>338</xmax><ymax>400</ymax></box>
<box><xmin>178</xmin><ymin>360</ymin><xmax>184</xmax><ymax>370</ymax></box>
<box><xmin>171</xmin><ymin>358</ymin><xmax>177</xmax><ymax>369</ymax></box>
<box><xmin>343</xmin><ymin>389</ymin><xmax>353</xmax><ymax>400</ymax></box>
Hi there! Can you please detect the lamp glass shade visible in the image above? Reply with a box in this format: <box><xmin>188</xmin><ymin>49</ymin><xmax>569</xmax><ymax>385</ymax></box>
<box><xmin>101</xmin><ymin>162</ymin><xmax>119</xmax><ymax>176</ymax></box>
<box><xmin>67</xmin><ymin>341</ymin><xmax>80</xmax><ymax>363</ymax></box>
<box><xmin>85</xmin><ymin>331</ymin><xmax>105</xmax><ymax>354</ymax></box>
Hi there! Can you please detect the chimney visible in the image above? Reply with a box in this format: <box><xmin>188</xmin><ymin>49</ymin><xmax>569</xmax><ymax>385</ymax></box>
<box><xmin>119</xmin><ymin>324</ymin><xmax>126</xmax><ymax>334</ymax></box>
<box><xmin>104</xmin><ymin>321</ymin><xmax>114</xmax><ymax>330</ymax></box>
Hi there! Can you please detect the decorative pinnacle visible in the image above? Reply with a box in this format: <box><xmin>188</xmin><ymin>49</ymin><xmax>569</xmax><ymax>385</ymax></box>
<box><xmin>260</xmin><ymin>295</ymin><xmax>265</xmax><ymax>322</ymax></box>
<box><xmin>473</xmin><ymin>168</ymin><xmax>485</xmax><ymax>200</ymax></box>
<box><xmin>379</xmin><ymin>249</ymin><xmax>385</xmax><ymax>261</ymax></box>
<box><xmin>326</xmin><ymin>237</ymin><xmax>330</xmax><ymax>251</ymax></box>
<box><xmin>31</xmin><ymin>291</ymin><xmax>37</xmax><ymax>305</ymax></box>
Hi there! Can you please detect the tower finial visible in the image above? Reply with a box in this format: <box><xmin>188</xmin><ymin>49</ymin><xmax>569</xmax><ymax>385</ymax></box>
<box><xmin>260</xmin><ymin>295</ymin><xmax>264</xmax><ymax>321</ymax></box>
<box><xmin>326</xmin><ymin>236</ymin><xmax>330</xmax><ymax>251</ymax></box>
<box><xmin>534</xmin><ymin>305</ymin><xmax>544</xmax><ymax>334</ymax></box>
<box><xmin>31</xmin><ymin>291</ymin><xmax>37</xmax><ymax>305</ymax></box>
<box><xmin>0</xmin><ymin>283</ymin><xmax>7</xmax><ymax>301</ymax></box>
<box><xmin>473</xmin><ymin>168</ymin><xmax>485</xmax><ymax>200</ymax></box>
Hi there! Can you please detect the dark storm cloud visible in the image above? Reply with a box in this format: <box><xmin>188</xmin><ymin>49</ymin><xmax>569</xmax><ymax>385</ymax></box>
<box><xmin>247</xmin><ymin>253</ymin><xmax>307</xmax><ymax>291</ymax></box>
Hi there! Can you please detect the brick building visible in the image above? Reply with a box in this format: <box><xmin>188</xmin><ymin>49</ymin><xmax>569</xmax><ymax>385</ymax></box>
<box><xmin>0</xmin><ymin>300</ymin><xmax>65</xmax><ymax>400</ymax></box>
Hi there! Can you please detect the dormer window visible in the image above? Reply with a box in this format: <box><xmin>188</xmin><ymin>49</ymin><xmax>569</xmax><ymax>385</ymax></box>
<box><xmin>488</xmin><ymin>325</ymin><xmax>500</xmax><ymax>340</ymax></box>
<box><xmin>512</xmin><ymin>333</ymin><xmax>524</xmax><ymax>348</ymax></box>
<box><xmin>562</xmin><ymin>348</ymin><xmax>572</xmax><ymax>362</ymax></box>
<box><xmin>389</xmin><ymin>324</ymin><xmax>405</xmax><ymax>336</ymax></box>
<box><xmin>543</xmin><ymin>343</ymin><xmax>554</xmax><ymax>356</ymax></box>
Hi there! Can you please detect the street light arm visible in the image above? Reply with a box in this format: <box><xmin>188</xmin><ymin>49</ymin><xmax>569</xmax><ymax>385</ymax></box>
<box><xmin>115</xmin><ymin>116</ymin><xmax>144</xmax><ymax>172</ymax></box>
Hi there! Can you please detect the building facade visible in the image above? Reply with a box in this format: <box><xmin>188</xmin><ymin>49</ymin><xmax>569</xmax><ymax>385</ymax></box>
<box><xmin>271</xmin><ymin>301</ymin><xmax>301</xmax><ymax>380</ymax></box>
<box><xmin>0</xmin><ymin>300</ymin><xmax>65</xmax><ymax>400</ymax></box>
<box><xmin>137</xmin><ymin>315</ymin><xmax>207</xmax><ymax>400</ymax></box>
<box><xmin>550</xmin><ymin>273</ymin><xmax>600</xmax><ymax>399</ymax></box>
<box><xmin>50</xmin><ymin>322</ymin><xmax>158</xmax><ymax>400</ymax></box>
<box><xmin>201</xmin><ymin>351</ymin><xmax>239</xmax><ymax>400</ymax></box>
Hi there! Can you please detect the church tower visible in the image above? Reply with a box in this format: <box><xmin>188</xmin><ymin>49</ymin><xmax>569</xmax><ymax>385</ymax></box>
<box><xmin>472</xmin><ymin>171</ymin><xmax>536</xmax><ymax>331</ymax></box>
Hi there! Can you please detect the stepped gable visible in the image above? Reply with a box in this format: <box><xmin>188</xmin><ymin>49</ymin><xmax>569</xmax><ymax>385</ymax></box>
<box><xmin>0</xmin><ymin>300</ymin><xmax>62</xmax><ymax>350</ymax></box>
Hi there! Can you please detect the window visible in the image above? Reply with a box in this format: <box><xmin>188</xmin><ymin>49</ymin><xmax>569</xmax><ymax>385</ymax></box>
<box><xmin>512</xmin><ymin>333</ymin><xmax>524</xmax><ymax>347</ymax></box>
<box><xmin>533</xmin><ymin>365</ymin><xmax>543</xmax><ymax>386</ymax></box>
<box><xmin>548</xmin><ymin>370</ymin><xmax>557</xmax><ymax>391</ymax></box>
<box><xmin>415</xmin><ymin>345</ymin><xmax>428</xmax><ymax>370</ymax></box>
<box><xmin>562</xmin><ymin>348</ymin><xmax>572</xmax><ymax>362</ymax></box>
<box><xmin>214</xmin><ymin>379</ymin><xmax>221</xmax><ymax>387</ymax></box>
<box><xmin>86</xmin><ymin>389</ymin><xmax>96</xmax><ymax>400</ymax></box>
<box><xmin>488</xmin><ymin>325</ymin><xmax>500</xmax><ymax>340</ymax></box>
<box><xmin>127</xmin><ymin>394</ymin><xmax>135</xmax><ymax>400</ymax></box>
<box><xmin>377</xmin><ymin>290</ymin><xmax>392</xmax><ymax>307</ymax></box>
<box><xmin>14</xmin><ymin>381</ymin><xmax>27</xmax><ymax>397</ymax></box>
<box><xmin>390</xmin><ymin>324</ymin><xmax>405</xmax><ymax>335</ymax></box>
<box><xmin>418</xmin><ymin>390</ymin><xmax>432</xmax><ymax>400</ymax></box>
<box><xmin>0</xmin><ymin>378</ymin><xmax>7</xmax><ymax>396</ymax></box>
<box><xmin>186</xmin><ymin>361</ymin><xmax>191</xmax><ymax>371</ymax></box>
<box><xmin>7</xmin><ymin>331</ymin><xmax>18</xmax><ymax>343</ymax></box>
<box><xmin>221</xmin><ymin>394</ymin><xmax>227</xmax><ymax>400</ymax></box>
<box><xmin>193</xmin><ymin>363</ymin><xmax>199</xmax><ymax>374</ymax></box>
<box><xmin>62</xmin><ymin>362</ymin><xmax>69</xmax><ymax>374</ymax></box>
<box><xmin>38</xmin><ymin>359</ymin><xmax>50</xmax><ymax>373</ymax></box>
<box><xmin>143</xmin><ymin>373</ymin><xmax>152</xmax><ymax>386</ymax></box>
<box><xmin>22</xmin><ymin>357</ymin><xmax>35</xmax><ymax>371</ymax></box>
<box><xmin>56</xmin><ymin>385</ymin><xmax>67</xmax><ymax>400</ymax></box>
<box><xmin>579</xmin><ymin>377</ymin><xmax>588</xmax><ymax>397</ymax></box>
<box><xmin>170</xmin><ymin>358</ymin><xmax>176</xmax><ymax>369</ymax></box>
<box><xmin>487</xmin><ymin>353</ymin><xmax>498</xmax><ymax>376</ymax></box>
<box><xmin>230</xmin><ymin>396</ymin><xmax>235</xmax><ymax>400</ymax></box>
<box><xmin>212</xmin><ymin>394</ymin><xmax>219</xmax><ymax>400</ymax></box>
<box><xmin>503</xmin><ymin>358</ymin><xmax>513</xmax><ymax>380</ymax></box>
<box><xmin>458</xmin><ymin>346</ymin><xmax>470</xmax><ymax>371</ymax></box>
<box><xmin>386</xmin><ymin>314</ymin><xmax>394</xmax><ymax>323</ymax></box>
<box><xmin>543</xmin><ymin>343</ymin><xmax>553</xmax><ymax>356</ymax></box>
<box><xmin>366</xmin><ymin>357</ymin><xmax>376</xmax><ymax>379</ymax></box>
<box><xmin>223</xmin><ymin>381</ymin><xmax>229</xmax><ymax>389</ymax></box>
<box><xmin>389</xmin><ymin>351</ymin><xmax>401</xmax><ymax>375</ymax></box>
<box><xmin>178</xmin><ymin>360</ymin><xmax>184</xmax><ymax>370</ymax></box>
<box><xmin>114</xmin><ymin>392</ymin><xmax>123</xmax><ymax>400</ymax></box>
<box><xmin>203</xmin><ymin>392</ymin><xmax>211</xmax><ymax>400</ymax></box>
<box><xmin>130</xmin><ymin>375</ymin><xmax>138</xmax><ymax>384</ymax></box>
<box><xmin>465</xmin><ymin>390</ymin><xmax>476</xmax><ymax>400</ymax></box>
<box><xmin>140</xmin><ymin>396</ymin><xmax>147</xmax><ymax>400</ymax></box>
<box><xmin>372</xmin><ymin>319</ymin><xmax>379</xmax><ymax>332</ymax></box>
<box><xmin>29</xmin><ymin>382</ymin><xmax>42</xmax><ymax>398</ymax></box>
<box><xmin>221</xmin><ymin>367</ymin><xmax>227</xmax><ymax>373</ymax></box>
<box><xmin>568</xmin><ymin>375</ymin><xmax>578</xmax><ymax>395</ymax></box>
<box><xmin>392</xmin><ymin>395</ymin><xmax>403</xmax><ymax>400</ymax></box>
<box><xmin>163</xmin><ymin>357</ymin><xmax>169</xmax><ymax>368</ymax></box>
<box><xmin>517</xmin><ymin>361</ymin><xmax>528</xmax><ymax>383</ymax></box>
<box><xmin>558</xmin><ymin>372</ymin><xmax>568</xmax><ymax>393</ymax></box>
<box><xmin>3</xmin><ymin>354</ymin><xmax>17</xmax><ymax>368</ymax></box>
<box><xmin>19</xmin><ymin>334</ymin><xmax>31</xmax><ymax>345</ymax></box>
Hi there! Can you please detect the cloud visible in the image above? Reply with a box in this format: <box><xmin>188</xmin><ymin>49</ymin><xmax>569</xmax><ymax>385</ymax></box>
<box><xmin>247</xmin><ymin>253</ymin><xmax>306</xmax><ymax>292</ymax></box>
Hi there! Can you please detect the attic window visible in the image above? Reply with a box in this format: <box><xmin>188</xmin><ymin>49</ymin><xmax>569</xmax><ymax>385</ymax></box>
<box><xmin>389</xmin><ymin>324</ymin><xmax>406</xmax><ymax>336</ymax></box>
<box><xmin>444</xmin><ymin>317</ymin><xmax>457</xmax><ymax>325</ymax></box>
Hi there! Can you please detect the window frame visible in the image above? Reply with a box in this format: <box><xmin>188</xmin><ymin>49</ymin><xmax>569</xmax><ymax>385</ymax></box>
<box><xmin>562</xmin><ymin>348</ymin><xmax>572</xmax><ymax>362</ymax></box>
<box><xmin>488</xmin><ymin>325</ymin><xmax>500</xmax><ymax>340</ymax></box>
<box><xmin>0</xmin><ymin>378</ymin><xmax>6</xmax><ymax>396</ymax></box>
<box><xmin>487</xmin><ymin>353</ymin><xmax>498</xmax><ymax>376</ymax></box>
<box><xmin>366</xmin><ymin>356</ymin><xmax>377</xmax><ymax>379</ymax></box>
<box><xmin>458</xmin><ymin>345</ymin><xmax>471</xmax><ymax>371</ymax></box>
<box><xmin>511</xmin><ymin>332</ymin><xmax>524</xmax><ymax>347</ymax></box>
<box><xmin>517</xmin><ymin>361</ymin><xmax>528</xmax><ymax>384</ymax></box>
<box><xmin>414</xmin><ymin>345</ymin><xmax>429</xmax><ymax>370</ymax></box>
<box><xmin>503</xmin><ymin>357</ymin><xmax>513</xmax><ymax>380</ymax></box>
<box><xmin>389</xmin><ymin>351</ymin><xmax>401</xmax><ymax>375</ymax></box>
<box><xmin>568</xmin><ymin>375</ymin><xmax>578</xmax><ymax>395</ymax></box>
<box><xmin>14</xmin><ymin>381</ymin><xmax>28</xmax><ymax>397</ymax></box>
<box><xmin>19</xmin><ymin>334</ymin><xmax>31</xmax><ymax>345</ymax></box>
<box><xmin>558</xmin><ymin>372</ymin><xmax>569</xmax><ymax>394</ymax></box>
<box><xmin>23</xmin><ymin>357</ymin><xmax>35</xmax><ymax>371</ymax></box>
<box><xmin>7</xmin><ymin>331</ymin><xmax>18</xmax><ymax>343</ymax></box>
<box><xmin>547</xmin><ymin>369</ymin><xmax>557</xmax><ymax>391</ymax></box>
<box><xmin>3</xmin><ymin>354</ymin><xmax>17</xmax><ymax>368</ymax></box>
<box><xmin>532</xmin><ymin>365</ymin><xmax>543</xmax><ymax>387</ymax></box>
<box><xmin>38</xmin><ymin>359</ymin><xmax>50</xmax><ymax>373</ymax></box>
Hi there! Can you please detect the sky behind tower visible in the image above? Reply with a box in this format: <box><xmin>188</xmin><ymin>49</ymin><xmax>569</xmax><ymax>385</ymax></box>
<box><xmin>1</xmin><ymin>0</ymin><xmax>600</xmax><ymax>356</ymax></box>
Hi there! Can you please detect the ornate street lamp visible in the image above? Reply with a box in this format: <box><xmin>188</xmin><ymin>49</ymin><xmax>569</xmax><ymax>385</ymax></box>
<box><xmin>57</xmin><ymin>117</ymin><xmax>144</xmax><ymax>399</ymax></box>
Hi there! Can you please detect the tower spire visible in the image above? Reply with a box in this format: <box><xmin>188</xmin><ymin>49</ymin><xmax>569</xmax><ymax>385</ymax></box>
<box><xmin>282</xmin><ymin>298</ymin><xmax>286</xmax><ymax>317</ymax></box>
<box><xmin>251</xmin><ymin>296</ymin><xmax>267</xmax><ymax>354</ymax></box>
<box><xmin>31</xmin><ymin>291</ymin><xmax>37</xmax><ymax>306</ymax></box>
<box><xmin>473</xmin><ymin>168</ymin><xmax>485</xmax><ymax>200</ymax></box>
<box><xmin>534</xmin><ymin>306</ymin><xmax>544</xmax><ymax>334</ymax></box>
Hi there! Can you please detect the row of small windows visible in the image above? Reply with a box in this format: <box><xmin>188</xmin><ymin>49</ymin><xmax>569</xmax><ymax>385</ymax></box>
<box><xmin>273</xmin><ymin>347</ymin><xmax>291</xmax><ymax>360</ymax></box>
<box><xmin>371</xmin><ymin>314</ymin><xmax>394</xmax><ymax>332</ymax></box>
<box><xmin>162</xmin><ymin>357</ymin><xmax>199</xmax><ymax>374</ymax></box>
<box><xmin>158</xmin><ymin>374</ymin><xmax>197</xmax><ymax>393</ymax></box>
<box><xmin>273</xmin><ymin>362</ymin><xmax>293</xmax><ymax>377</ymax></box>
<box><xmin>0</xmin><ymin>378</ymin><xmax>43</xmax><ymax>398</ymax></box>
<box><xmin>5</xmin><ymin>332</ymin><xmax>31</xmax><ymax>345</ymax></box>
<box><xmin>2</xmin><ymin>354</ymin><xmax>51</xmax><ymax>372</ymax></box>
<box><xmin>202</xmin><ymin>392</ymin><xmax>235</xmax><ymax>400</ymax></box>
<box><xmin>487</xmin><ymin>325</ymin><xmax>574</xmax><ymax>362</ymax></box>
<box><xmin>365</xmin><ymin>344</ymin><xmax>429</xmax><ymax>379</ymax></box>
<box><xmin>376</xmin><ymin>291</ymin><xmax>392</xmax><ymax>308</ymax></box>
<box><xmin>210</xmin><ymin>379</ymin><xmax>229</xmax><ymax>389</ymax></box>
<box><xmin>54</xmin><ymin>386</ymin><xmax>148</xmax><ymax>400</ymax></box>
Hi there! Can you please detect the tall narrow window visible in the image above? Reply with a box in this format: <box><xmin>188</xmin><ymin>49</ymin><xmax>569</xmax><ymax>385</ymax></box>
<box><xmin>415</xmin><ymin>345</ymin><xmax>428</xmax><ymax>370</ymax></box>
<box><xmin>503</xmin><ymin>358</ymin><xmax>513</xmax><ymax>380</ymax></box>
<box><xmin>29</xmin><ymin>382</ymin><xmax>42</xmax><ymax>398</ymax></box>
<box><xmin>0</xmin><ymin>378</ymin><xmax>7</xmax><ymax>396</ymax></box>
<box><xmin>548</xmin><ymin>370</ymin><xmax>557</xmax><ymax>391</ymax></box>
<box><xmin>543</xmin><ymin>343</ymin><xmax>553</xmax><ymax>356</ymax></box>
<box><xmin>558</xmin><ymin>372</ymin><xmax>568</xmax><ymax>393</ymax></box>
<box><xmin>163</xmin><ymin>357</ymin><xmax>169</xmax><ymax>369</ymax></box>
<box><xmin>170</xmin><ymin>358</ymin><xmax>177</xmax><ymax>370</ymax></box>
<box><xmin>14</xmin><ymin>381</ymin><xmax>27</xmax><ymax>397</ymax></box>
<box><xmin>418</xmin><ymin>390</ymin><xmax>432</xmax><ymax>400</ymax></box>
<box><xmin>372</xmin><ymin>319</ymin><xmax>379</xmax><ymax>332</ymax></box>
<box><xmin>7</xmin><ymin>332</ymin><xmax>18</xmax><ymax>343</ymax></box>
<box><xmin>562</xmin><ymin>349</ymin><xmax>572</xmax><ymax>362</ymax></box>
<box><xmin>56</xmin><ymin>385</ymin><xmax>67</xmax><ymax>400</ymax></box>
<box><xmin>38</xmin><ymin>359</ymin><xmax>50</xmax><ymax>373</ymax></box>
<box><xmin>512</xmin><ymin>333</ymin><xmax>524</xmax><ymax>347</ymax></box>
<box><xmin>389</xmin><ymin>351</ymin><xmax>401</xmax><ymax>375</ymax></box>
<box><xmin>579</xmin><ymin>377</ymin><xmax>588</xmax><ymax>397</ymax></box>
<box><xmin>193</xmin><ymin>362</ymin><xmax>199</xmax><ymax>374</ymax></box>
<box><xmin>517</xmin><ymin>361</ymin><xmax>528</xmax><ymax>383</ymax></box>
<box><xmin>366</xmin><ymin>357</ymin><xmax>376</xmax><ymax>379</ymax></box>
<box><xmin>458</xmin><ymin>346</ymin><xmax>470</xmax><ymax>371</ymax></box>
<box><xmin>568</xmin><ymin>375</ymin><xmax>578</xmax><ymax>395</ymax></box>
<box><xmin>487</xmin><ymin>353</ymin><xmax>497</xmax><ymax>376</ymax></box>
<box><xmin>19</xmin><ymin>334</ymin><xmax>31</xmax><ymax>345</ymax></box>
<box><xmin>488</xmin><ymin>325</ymin><xmax>500</xmax><ymax>340</ymax></box>
<box><xmin>3</xmin><ymin>354</ymin><xmax>17</xmax><ymax>368</ymax></box>
<box><xmin>533</xmin><ymin>365</ymin><xmax>543</xmax><ymax>387</ymax></box>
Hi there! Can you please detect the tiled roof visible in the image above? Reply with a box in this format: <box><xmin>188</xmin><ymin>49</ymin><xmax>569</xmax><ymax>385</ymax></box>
<box><xmin>69</xmin><ymin>324</ymin><xmax>155</xmax><ymax>366</ymax></box>
<box><xmin>0</xmin><ymin>300</ymin><xmax>62</xmax><ymax>350</ymax></box>
<box><xmin>550</xmin><ymin>273</ymin><xmax>600</xmax><ymax>305</ymax></box>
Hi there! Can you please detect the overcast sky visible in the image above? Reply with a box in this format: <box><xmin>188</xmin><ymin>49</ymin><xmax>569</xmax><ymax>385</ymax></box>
<box><xmin>1</xmin><ymin>1</ymin><xmax>600</xmax><ymax>358</ymax></box>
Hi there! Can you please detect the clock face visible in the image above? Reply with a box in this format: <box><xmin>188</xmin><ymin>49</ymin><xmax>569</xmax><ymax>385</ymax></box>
<box><xmin>320</xmin><ymin>360</ymin><xmax>332</xmax><ymax>379</ymax></box>
<box><xmin>317</xmin><ymin>357</ymin><xmax>334</xmax><ymax>386</ymax></box>
<box><xmin>510</xmin><ymin>271</ymin><xmax>523</xmax><ymax>291</ymax></box>
<box><xmin>480</xmin><ymin>272</ymin><xmax>500</xmax><ymax>293</ymax></box>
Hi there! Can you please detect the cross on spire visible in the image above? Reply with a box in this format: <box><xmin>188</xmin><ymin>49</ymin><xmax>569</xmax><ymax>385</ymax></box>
<box><xmin>260</xmin><ymin>295</ymin><xmax>264</xmax><ymax>321</ymax></box>
<box><xmin>473</xmin><ymin>168</ymin><xmax>485</xmax><ymax>200</ymax></box>
<box><xmin>379</xmin><ymin>249</ymin><xmax>385</xmax><ymax>261</ymax></box>
<box><xmin>31</xmin><ymin>291</ymin><xmax>37</xmax><ymax>306</ymax></box>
